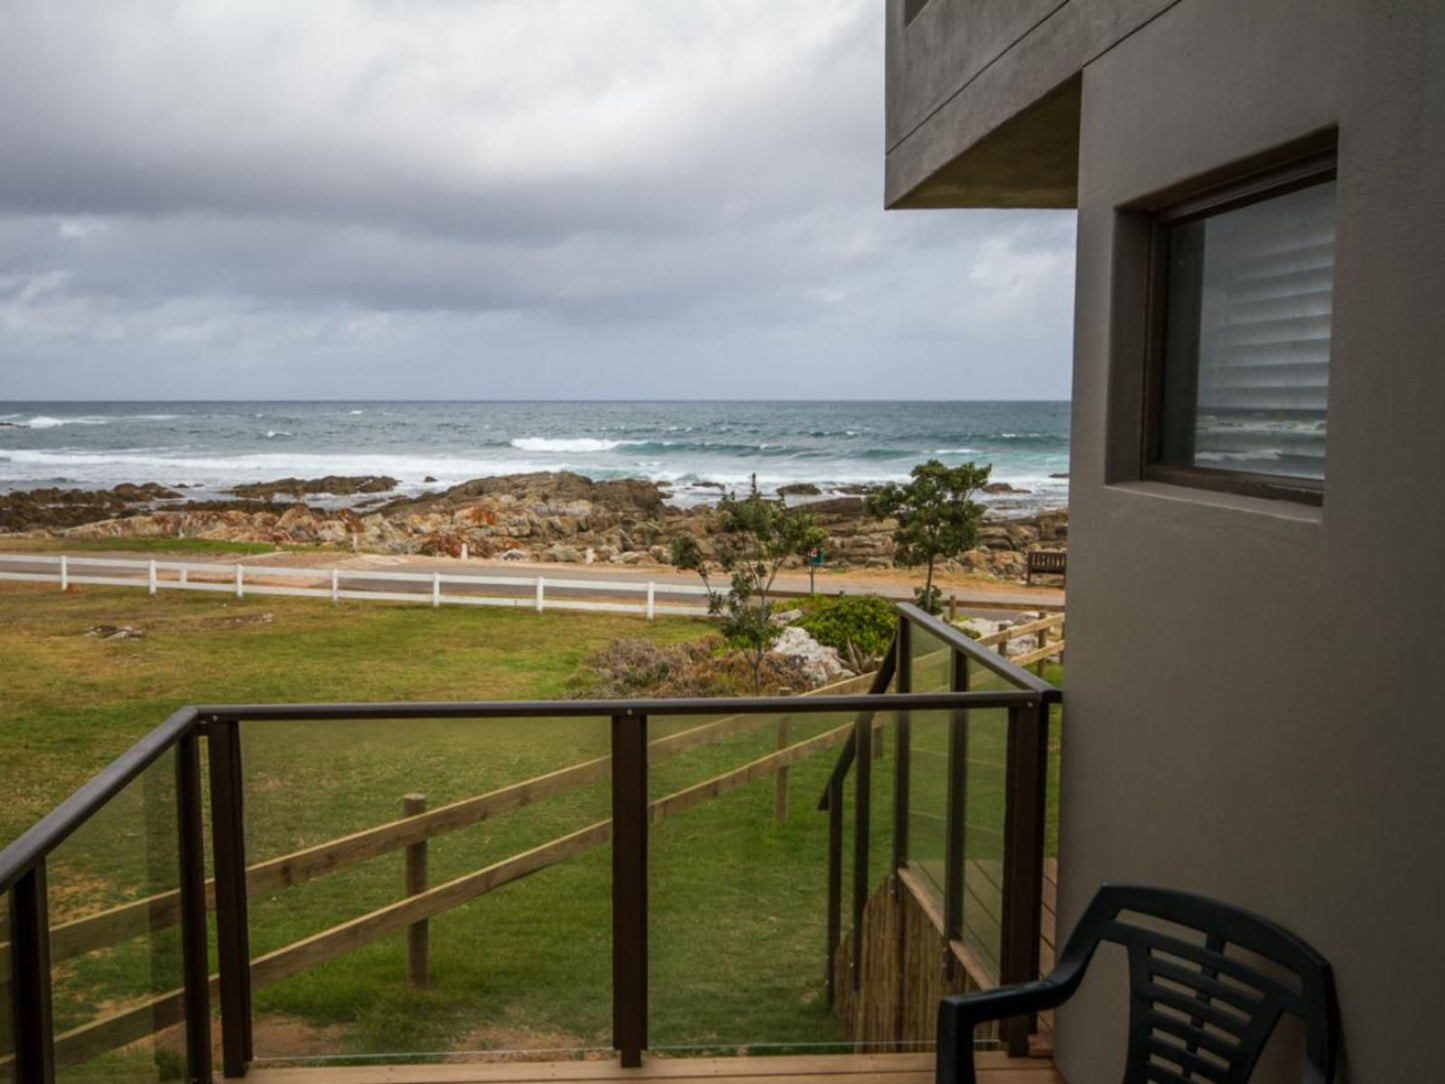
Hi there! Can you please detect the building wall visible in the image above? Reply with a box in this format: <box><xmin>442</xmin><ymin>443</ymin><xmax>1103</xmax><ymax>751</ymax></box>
<box><xmin>890</xmin><ymin>1</ymin><xmax>1445</xmax><ymax>1081</ymax></box>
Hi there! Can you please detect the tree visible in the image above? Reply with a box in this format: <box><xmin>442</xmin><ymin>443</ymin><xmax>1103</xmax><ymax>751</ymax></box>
<box><xmin>671</xmin><ymin>476</ymin><xmax>828</xmax><ymax>693</ymax></box>
<box><xmin>864</xmin><ymin>459</ymin><xmax>991</xmax><ymax>614</ymax></box>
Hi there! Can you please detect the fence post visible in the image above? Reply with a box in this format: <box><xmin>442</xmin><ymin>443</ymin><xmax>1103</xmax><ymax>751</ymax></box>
<box><xmin>351</xmin><ymin>532</ymin><xmax>358</xmax><ymax>553</ymax></box>
<box><xmin>148</xmin><ymin>559</ymin><xmax>157</xmax><ymax>595</ymax></box>
<box><xmin>948</xmin><ymin>593</ymin><xmax>958</xmax><ymax>620</ymax></box>
<box><xmin>8</xmin><ymin>861</ymin><xmax>56</xmax><ymax>1083</ymax></box>
<box><xmin>59</xmin><ymin>554</ymin><xmax>68</xmax><ymax>592</ymax></box>
<box><xmin>999</xmin><ymin>699</ymin><xmax>1048</xmax><ymax>1056</ymax></box>
<box><xmin>179</xmin><ymin>566</ymin><xmax>188</xmax><ymax>586</ymax></box>
<box><xmin>943</xmin><ymin>651</ymin><xmax>969</xmax><ymax>945</ymax></box>
<box><xmin>611</xmin><ymin>710</ymin><xmax>648</xmax><ymax>1067</ymax></box>
<box><xmin>824</xmin><ymin>777</ymin><xmax>843</xmax><ymax>1007</ymax></box>
<box><xmin>432</xmin><ymin>573</ymin><xmax>441</xmax><ymax>608</ymax></box>
<box><xmin>176</xmin><ymin>729</ymin><xmax>212</xmax><ymax>1083</ymax></box>
<box><xmin>774</xmin><ymin>716</ymin><xmax>790</xmax><ymax>823</ymax></box>
<box><xmin>997</xmin><ymin>621</ymin><xmax>1010</xmax><ymax>657</ymax></box>
<box><xmin>403</xmin><ymin>793</ymin><xmax>429</xmax><ymax>986</ymax></box>
<box><xmin>646</xmin><ymin>582</ymin><xmax>656</xmax><ymax>621</ymax></box>
<box><xmin>331</xmin><ymin>569</ymin><xmax>339</xmax><ymax>606</ymax></box>
<box><xmin>535</xmin><ymin>576</ymin><xmax>545</xmax><ymax>614</ymax></box>
<box><xmin>892</xmin><ymin>617</ymin><xmax>911</xmax><ymax>882</ymax></box>
<box><xmin>208</xmin><ymin>717</ymin><xmax>253</xmax><ymax>1076</ymax></box>
<box><xmin>234</xmin><ymin>564</ymin><xmax>244</xmax><ymax>600</ymax></box>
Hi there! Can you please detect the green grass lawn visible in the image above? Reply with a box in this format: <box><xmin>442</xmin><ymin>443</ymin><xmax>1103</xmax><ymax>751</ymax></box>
<box><xmin>0</xmin><ymin>583</ymin><xmax>1060</xmax><ymax>1077</ymax></box>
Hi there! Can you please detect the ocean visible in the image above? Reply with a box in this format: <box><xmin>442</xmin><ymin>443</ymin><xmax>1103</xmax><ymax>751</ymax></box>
<box><xmin>0</xmin><ymin>401</ymin><xmax>1072</xmax><ymax>515</ymax></box>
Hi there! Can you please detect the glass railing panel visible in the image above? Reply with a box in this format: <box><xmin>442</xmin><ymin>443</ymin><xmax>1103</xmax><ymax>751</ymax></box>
<box><xmin>907</xmin><ymin>623</ymin><xmax>951</xmax><ymax>694</ymax></box>
<box><xmin>238</xmin><ymin>715</ymin><xmax>612</xmax><ymax>1067</ymax></box>
<box><xmin>904</xmin><ymin>710</ymin><xmax>951</xmax><ymax>905</ymax></box>
<box><xmin>43</xmin><ymin>749</ymin><xmax>184</xmax><ymax>1082</ymax></box>
<box><xmin>956</xmin><ymin>706</ymin><xmax>1009</xmax><ymax>981</ymax></box>
<box><xmin>648</xmin><ymin>707</ymin><xmax>859</xmax><ymax>1053</ymax></box>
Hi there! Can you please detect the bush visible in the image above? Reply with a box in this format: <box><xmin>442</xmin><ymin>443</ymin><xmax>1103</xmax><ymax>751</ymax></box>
<box><xmin>797</xmin><ymin>594</ymin><xmax>896</xmax><ymax>666</ymax></box>
<box><xmin>566</xmin><ymin>637</ymin><xmax>818</xmax><ymax>699</ymax></box>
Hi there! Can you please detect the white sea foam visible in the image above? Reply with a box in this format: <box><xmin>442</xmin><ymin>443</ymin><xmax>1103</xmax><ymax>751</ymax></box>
<box><xmin>511</xmin><ymin>437</ymin><xmax>624</xmax><ymax>453</ymax></box>
<box><xmin>932</xmin><ymin>447</ymin><xmax>982</xmax><ymax>454</ymax></box>
<box><xmin>20</xmin><ymin>415</ymin><xmax>111</xmax><ymax>429</ymax></box>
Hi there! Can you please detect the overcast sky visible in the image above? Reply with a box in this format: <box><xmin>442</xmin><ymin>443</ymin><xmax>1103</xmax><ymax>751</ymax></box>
<box><xmin>0</xmin><ymin>0</ymin><xmax>1076</xmax><ymax>401</ymax></box>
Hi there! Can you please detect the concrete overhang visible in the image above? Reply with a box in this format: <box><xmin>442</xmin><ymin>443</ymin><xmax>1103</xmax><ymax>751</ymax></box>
<box><xmin>884</xmin><ymin>0</ymin><xmax>1178</xmax><ymax>210</ymax></box>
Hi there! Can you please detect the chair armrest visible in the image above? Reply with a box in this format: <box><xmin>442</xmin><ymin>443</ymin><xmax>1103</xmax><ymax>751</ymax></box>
<box><xmin>936</xmin><ymin>976</ymin><xmax>1080</xmax><ymax>1084</ymax></box>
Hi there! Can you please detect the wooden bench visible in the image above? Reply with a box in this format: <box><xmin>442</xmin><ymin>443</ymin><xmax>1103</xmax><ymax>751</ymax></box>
<box><xmin>1025</xmin><ymin>550</ymin><xmax>1067</xmax><ymax>586</ymax></box>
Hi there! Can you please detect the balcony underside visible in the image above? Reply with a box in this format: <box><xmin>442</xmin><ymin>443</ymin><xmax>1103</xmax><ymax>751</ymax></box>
<box><xmin>246</xmin><ymin>1051</ymin><xmax>1064</xmax><ymax>1083</ymax></box>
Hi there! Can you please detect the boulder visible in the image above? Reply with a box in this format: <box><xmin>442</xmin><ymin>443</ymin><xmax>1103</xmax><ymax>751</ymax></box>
<box><xmin>770</xmin><ymin>626</ymin><xmax>852</xmax><ymax>685</ymax></box>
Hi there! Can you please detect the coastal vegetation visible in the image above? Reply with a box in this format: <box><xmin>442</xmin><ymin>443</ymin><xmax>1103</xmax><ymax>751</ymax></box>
<box><xmin>864</xmin><ymin>460</ymin><xmax>992</xmax><ymax>612</ymax></box>
<box><xmin>670</xmin><ymin>476</ymin><xmax>827</xmax><ymax>693</ymax></box>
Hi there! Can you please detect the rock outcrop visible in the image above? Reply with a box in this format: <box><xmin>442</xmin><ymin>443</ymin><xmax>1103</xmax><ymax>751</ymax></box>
<box><xmin>12</xmin><ymin>471</ymin><xmax>1068</xmax><ymax>583</ymax></box>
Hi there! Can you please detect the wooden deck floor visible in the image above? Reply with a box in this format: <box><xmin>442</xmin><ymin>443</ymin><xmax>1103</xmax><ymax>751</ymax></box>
<box><xmin>247</xmin><ymin>1052</ymin><xmax>1063</xmax><ymax>1084</ymax></box>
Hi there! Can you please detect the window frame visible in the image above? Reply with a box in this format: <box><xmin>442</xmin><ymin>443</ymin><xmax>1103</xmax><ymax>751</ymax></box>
<box><xmin>1140</xmin><ymin>151</ymin><xmax>1338</xmax><ymax>507</ymax></box>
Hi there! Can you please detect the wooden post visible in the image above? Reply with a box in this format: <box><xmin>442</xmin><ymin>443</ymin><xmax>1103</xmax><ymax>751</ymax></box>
<box><xmin>59</xmin><ymin>554</ymin><xmax>67</xmax><ymax>592</ymax></box>
<box><xmin>351</xmin><ymin>532</ymin><xmax>359</xmax><ymax>553</ymax></box>
<box><xmin>997</xmin><ymin>621</ymin><xmax>1010</xmax><ymax>657</ymax></box>
<box><xmin>403</xmin><ymin>793</ymin><xmax>429</xmax><ymax>987</ymax></box>
<box><xmin>432</xmin><ymin>572</ymin><xmax>441</xmax><ymax>608</ymax></box>
<box><xmin>948</xmin><ymin>594</ymin><xmax>958</xmax><ymax>621</ymax></box>
<box><xmin>774</xmin><ymin>716</ymin><xmax>790</xmax><ymax>823</ymax></box>
<box><xmin>148</xmin><ymin>559</ymin><xmax>157</xmax><ymax>595</ymax></box>
<box><xmin>460</xmin><ymin>542</ymin><xmax>468</xmax><ymax>561</ymax></box>
<box><xmin>535</xmin><ymin>576</ymin><xmax>545</xmax><ymax>613</ymax></box>
<box><xmin>234</xmin><ymin>564</ymin><xmax>244</xmax><ymax>600</ymax></box>
<box><xmin>179</xmin><ymin>565</ymin><xmax>188</xmax><ymax>586</ymax></box>
<box><xmin>1034</xmin><ymin>626</ymin><xmax>1049</xmax><ymax>676</ymax></box>
<box><xmin>331</xmin><ymin>568</ymin><xmax>339</xmax><ymax>606</ymax></box>
<box><xmin>646</xmin><ymin>582</ymin><xmax>656</xmax><ymax>621</ymax></box>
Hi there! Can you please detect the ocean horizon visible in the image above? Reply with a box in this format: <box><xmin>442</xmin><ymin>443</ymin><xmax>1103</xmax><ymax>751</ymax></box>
<box><xmin>0</xmin><ymin>399</ymin><xmax>1073</xmax><ymax>514</ymax></box>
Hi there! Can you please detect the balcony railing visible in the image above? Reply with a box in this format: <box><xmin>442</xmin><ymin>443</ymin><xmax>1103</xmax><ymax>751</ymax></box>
<box><xmin>0</xmin><ymin>602</ymin><xmax>1058</xmax><ymax>1082</ymax></box>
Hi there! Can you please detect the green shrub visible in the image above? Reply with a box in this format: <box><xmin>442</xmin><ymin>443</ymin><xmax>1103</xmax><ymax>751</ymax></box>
<box><xmin>797</xmin><ymin>594</ymin><xmax>896</xmax><ymax>663</ymax></box>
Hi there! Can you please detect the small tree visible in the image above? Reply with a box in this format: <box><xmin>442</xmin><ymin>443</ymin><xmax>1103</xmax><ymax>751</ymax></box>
<box><xmin>671</xmin><ymin>476</ymin><xmax>828</xmax><ymax>693</ymax></box>
<box><xmin>864</xmin><ymin>459</ymin><xmax>990</xmax><ymax>614</ymax></box>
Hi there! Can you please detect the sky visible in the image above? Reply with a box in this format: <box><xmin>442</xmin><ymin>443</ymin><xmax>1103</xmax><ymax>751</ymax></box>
<box><xmin>0</xmin><ymin>0</ymin><xmax>1077</xmax><ymax>401</ymax></box>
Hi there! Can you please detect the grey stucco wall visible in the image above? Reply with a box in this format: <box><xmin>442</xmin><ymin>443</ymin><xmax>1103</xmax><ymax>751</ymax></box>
<box><xmin>1059</xmin><ymin>2</ymin><xmax>1445</xmax><ymax>1082</ymax></box>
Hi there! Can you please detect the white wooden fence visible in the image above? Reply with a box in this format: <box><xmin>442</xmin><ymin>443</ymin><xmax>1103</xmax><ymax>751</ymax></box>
<box><xmin>0</xmin><ymin>553</ymin><xmax>712</xmax><ymax>620</ymax></box>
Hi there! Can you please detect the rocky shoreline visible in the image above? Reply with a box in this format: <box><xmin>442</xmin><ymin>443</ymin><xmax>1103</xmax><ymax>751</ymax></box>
<box><xmin>0</xmin><ymin>472</ymin><xmax>1067</xmax><ymax>583</ymax></box>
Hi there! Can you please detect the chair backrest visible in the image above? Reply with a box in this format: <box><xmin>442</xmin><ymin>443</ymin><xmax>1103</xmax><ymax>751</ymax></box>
<box><xmin>1064</xmin><ymin>885</ymin><xmax>1338</xmax><ymax>1084</ymax></box>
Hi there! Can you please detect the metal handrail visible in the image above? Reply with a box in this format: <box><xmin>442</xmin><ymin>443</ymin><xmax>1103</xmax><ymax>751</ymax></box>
<box><xmin>196</xmin><ymin>688</ymin><xmax>1041</xmax><ymax>723</ymax></box>
<box><xmin>0</xmin><ymin>706</ymin><xmax>199</xmax><ymax>894</ymax></box>
<box><xmin>894</xmin><ymin>602</ymin><xmax>1061</xmax><ymax>700</ymax></box>
<box><xmin>814</xmin><ymin>603</ymin><xmax>1060</xmax><ymax>1057</ymax></box>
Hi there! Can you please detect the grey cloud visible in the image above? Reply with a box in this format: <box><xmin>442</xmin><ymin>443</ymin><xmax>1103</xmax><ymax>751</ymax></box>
<box><xmin>0</xmin><ymin>1</ymin><xmax>1075</xmax><ymax>400</ymax></box>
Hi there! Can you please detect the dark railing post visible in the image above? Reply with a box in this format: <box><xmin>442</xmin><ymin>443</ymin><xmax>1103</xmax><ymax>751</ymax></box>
<box><xmin>999</xmin><ymin>699</ymin><xmax>1047</xmax><ymax>1056</ymax></box>
<box><xmin>824</xmin><ymin>777</ymin><xmax>842</xmax><ymax>1006</ymax></box>
<box><xmin>943</xmin><ymin>650</ymin><xmax>969</xmax><ymax>946</ymax></box>
<box><xmin>851</xmin><ymin>686</ymin><xmax>872</xmax><ymax>993</ymax></box>
<box><xmin>891</xmin><ymin>617</ymin><xmax>911</xmax><ymax>885</ymax></box>
<box><xmin>8</xmin><ymin>862</ymin><xmax>56</xmax><ymax>1084</ymax></box>
<box><xmin>611</xmin><ymin>711</ymin><xmax>648</xmax><ymax>1068</ymax></box>
<box><xmin>207</xmin><ymin>718</ymin><xmax>253</xmax><ymax>1077</ymax></box>
<box><xmin>176</xmin><ymin>730</ymin><xmax>213</xmax><ymax>1084</ymax></box>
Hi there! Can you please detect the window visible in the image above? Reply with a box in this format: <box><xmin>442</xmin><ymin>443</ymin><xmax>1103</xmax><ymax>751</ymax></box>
<box><xmin>1143</xmin><ymin>154</ymin><xmax>1337</xmax><ymax>504</ymax></box>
